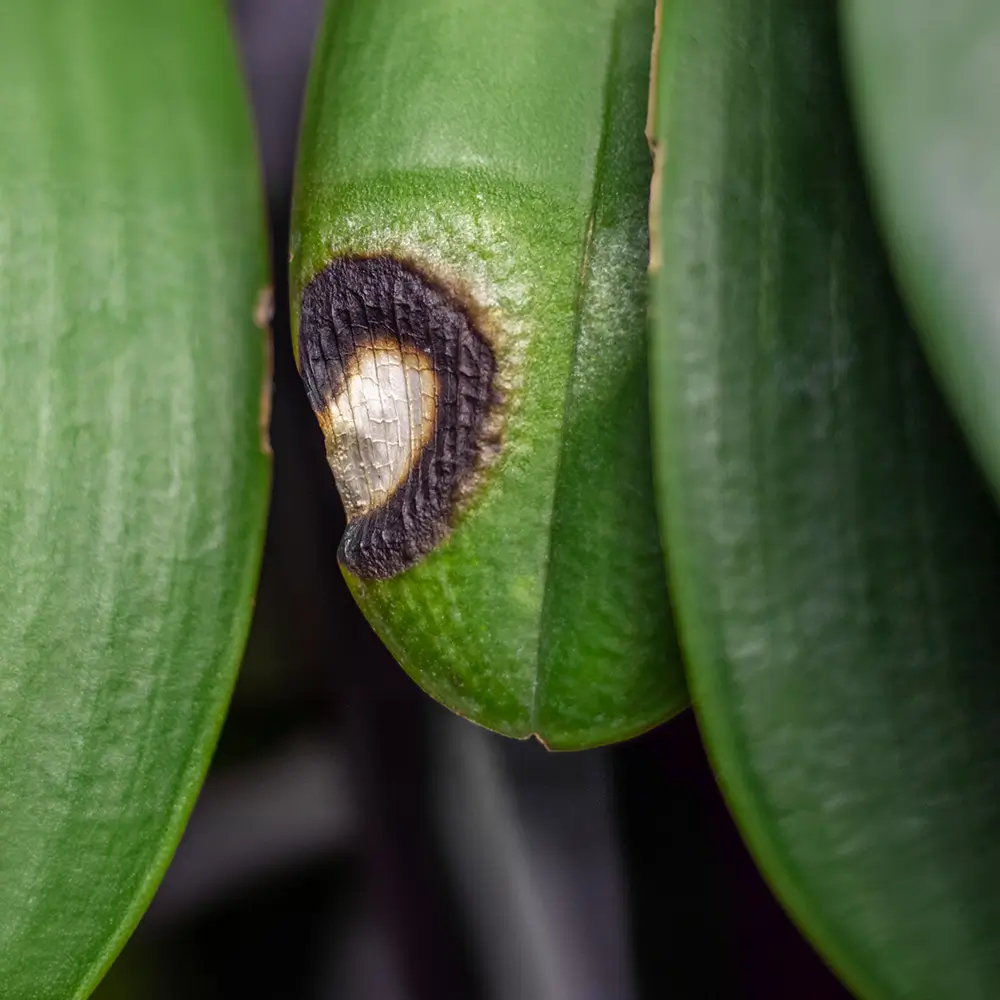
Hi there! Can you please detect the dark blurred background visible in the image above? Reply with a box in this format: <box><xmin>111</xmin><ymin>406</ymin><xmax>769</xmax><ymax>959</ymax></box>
<box><xmin>93</xmin><ymin>3</ymin><xmax>855</xmax><ymax>997</ymax></box>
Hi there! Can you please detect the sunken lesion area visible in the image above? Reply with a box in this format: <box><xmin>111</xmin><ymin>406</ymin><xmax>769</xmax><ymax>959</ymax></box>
<box><xmin>298</xmin><ymin>255</ymin><xmax>500</xmax><ymax>579</ymax></box>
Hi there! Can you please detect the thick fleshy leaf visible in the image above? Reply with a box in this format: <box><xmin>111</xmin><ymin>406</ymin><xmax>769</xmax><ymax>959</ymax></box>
<box><xmin>290</xmin><ymin>0</ymin><xmax>685</xmax><ymax>748</ymax></box>
<box><xmin>841</xmin><ymin>0</ymin><xmax>1000</xmax><ymax>505</ymax></box>
<box><xmin>650</xmin><ymin>1</ymin><xmax>1000</xmax><ymax>996</ymax></box>
<box><xmin>0</xmin><ymin>3</ymin><xmax>270</xmax><ymax>996</ymax></box>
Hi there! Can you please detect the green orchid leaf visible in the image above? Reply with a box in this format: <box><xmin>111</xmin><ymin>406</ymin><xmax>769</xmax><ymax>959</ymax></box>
<box><xmin>290</xmin><ymin>0</ymin><xmax>685</xmax><ymax>749</ymax></box>
<box><xmin>0</xmin><ymin>2</ymin><xmax>271</xmax><ymax>996</ymax></box>
<box><xmin>650</xmin><ymin>1</ymin><xmax>1000</xmax><ymax>996</ymax></box>
<box><xmin>842</xmin><ymin>0</ymin><xmax>1000</xmax><ymax>507</ymax></box>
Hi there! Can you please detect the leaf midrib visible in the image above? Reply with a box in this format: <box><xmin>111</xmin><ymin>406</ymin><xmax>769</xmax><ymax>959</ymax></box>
<box><xmin>529</xmin><ymin>8</ymin><xmax>626</xmax><ymax>736</ymax></box>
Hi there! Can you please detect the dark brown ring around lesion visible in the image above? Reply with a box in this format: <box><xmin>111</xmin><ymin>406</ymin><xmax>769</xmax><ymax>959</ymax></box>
<box><xmin>298</xmin><ymin>254</ymin><xmax>500</xmax><ymax>580</ymax></box>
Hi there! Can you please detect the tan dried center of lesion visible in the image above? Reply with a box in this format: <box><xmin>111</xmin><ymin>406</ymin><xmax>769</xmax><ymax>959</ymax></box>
<box><xmin>322</xmin><ymin>337</ymin><xmax>438</xmax><ymax>518</ymax></box>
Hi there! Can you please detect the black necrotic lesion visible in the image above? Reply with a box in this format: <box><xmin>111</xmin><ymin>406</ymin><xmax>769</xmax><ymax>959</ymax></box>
<box><xmin>298</xmin><ymin>255</ymin><xmax>498</xmax><ymax>580</ymax></box>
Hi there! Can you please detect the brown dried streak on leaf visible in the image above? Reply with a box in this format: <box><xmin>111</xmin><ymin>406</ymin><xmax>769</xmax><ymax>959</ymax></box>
<box><xmin>254</xmin><ymin>285</ymin><xmax>275</xmax><ymax>456</ymax></box>
<box><xmin>648</xmin><ymin>140</ymin><xmax>664</xmax><ymax>275</ymax></box>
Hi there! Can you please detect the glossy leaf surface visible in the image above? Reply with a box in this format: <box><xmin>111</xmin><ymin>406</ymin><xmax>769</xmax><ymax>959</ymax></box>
<box><xmin>650</xmin><ymin>1</ymin><xmax>1000</xmax><ymax>996</ymax></box>
<box><xmin>291</xmin><ymin>0</ymin><xmax>685</xmax><ymax>748</ymax></box>
<box><xmin>0</xmin><ymin>3</ymin><xmax>271</xmax><ymax>995</ymax></box>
